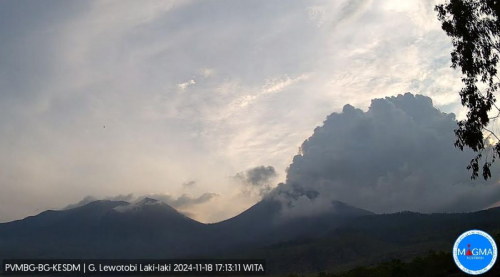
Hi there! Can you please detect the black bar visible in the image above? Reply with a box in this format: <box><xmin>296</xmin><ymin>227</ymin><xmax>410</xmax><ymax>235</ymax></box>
<box><xmin>2</xmin><ymin>259</ymin><xmax>266</xmax><ymax>275</ymax></box>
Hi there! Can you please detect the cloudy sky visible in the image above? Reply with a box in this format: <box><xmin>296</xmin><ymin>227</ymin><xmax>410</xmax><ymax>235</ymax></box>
<box><xmin>0</xmin><ymin>0</ymin><xmax>489</xmax><ymax>223</ymax></box>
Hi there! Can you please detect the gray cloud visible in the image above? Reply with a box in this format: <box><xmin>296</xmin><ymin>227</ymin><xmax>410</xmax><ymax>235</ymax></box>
<box><xmin>182</xmin><ymin>180</ymin><xmax>197</xmax><ymax>188</ymax></box>
<box><xmin>64</xmin><ymin>194</ymin><xmax>134</xmax><ymax>210</ymax></box>
<box><xmin>64</xmin><ymin>196</ymin><xmax>97</xmax><ymax>210</ymax></box>
<box><xmin>269</xmin><ymin>93</ymin><xmax>500</xmax><ymax>216</ymax></box>
<box><xmin>234</xmin><ymin>166</ymin><xmax>277</xmax><ymax>196</ymax></box>
<box><xmin>65</xmin><ymin>192</ymin><xmax>219</xmax><ymax>211</ymax></box>
<box><xmin>235</xmin><ymin>166</ymin><xmax>277</xmax><ymax>186</ymax></box>
<box><xmin>142</xmin><ymin>193</ymin><xmax>220</xmax><ymax>209</ymax></box>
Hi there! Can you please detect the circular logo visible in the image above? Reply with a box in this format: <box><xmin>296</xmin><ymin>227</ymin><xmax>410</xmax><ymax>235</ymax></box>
<box><xmin>453</xmin><ymin>230</ymin><xmax>497</xmax><ymax>275</ymax></box>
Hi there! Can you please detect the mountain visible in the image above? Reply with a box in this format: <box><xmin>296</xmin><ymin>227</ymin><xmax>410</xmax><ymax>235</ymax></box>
<box><xmin>0</xmin><ymin>198</ymin><xmax>206</xmax><ymax>259</ymax></box>
<box><xmin>0</xmin><ymin>197</ymin><xmax>370</xmax><ymax>259</ymax></box>
<box><xmin>243</xmin><ymin>207</ymin><xmax>500</xmax><ymax>274</ymax></box>
<box><xmin>201</xmin><ymin>198</ymin><xmax>373</xmax><ymax>255</ymax></box>
<box><xmin>1</xmin><ymin>198</ymin><xmax>499</xmax><ymax>274</ymax></box>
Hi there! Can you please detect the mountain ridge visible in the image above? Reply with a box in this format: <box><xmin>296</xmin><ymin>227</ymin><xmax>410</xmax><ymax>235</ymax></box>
<box><xmin>1</xmin><ymin>198</ymin><xmax>499</xmax><ymax>274</ymax></box>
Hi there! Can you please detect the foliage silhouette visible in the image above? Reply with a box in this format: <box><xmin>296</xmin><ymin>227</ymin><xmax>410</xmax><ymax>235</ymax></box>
<box><xmin>436</xmin><ymin>0</ymin><xmax>500</xmax><ymax>180</ymax></box>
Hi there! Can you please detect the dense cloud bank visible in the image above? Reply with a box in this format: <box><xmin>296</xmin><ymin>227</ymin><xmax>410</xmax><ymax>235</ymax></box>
<box><xmin>269</xmin><ymin>93</ymin><xmax>500</xmax><ymax>215</ymax></box>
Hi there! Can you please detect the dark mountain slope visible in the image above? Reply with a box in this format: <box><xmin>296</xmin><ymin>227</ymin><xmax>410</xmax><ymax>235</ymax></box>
<box><xmin>242</xmin><ymin>207</ymin><xmax>500</xmax><ymax>274</ymax></box>
<box><xmin>0</xmin><ymin>198</ymin><xmax>206</xmax><ymax>259</ymax></box>
<box><xmin>0</xmin><ymin>198</ymin><xmax>372</xmax><ymax>259</ymax></box>
<box><xmin>1</xmin><ymin>197</ymin><xmax>499</xmax><ymax>275</ymax></box>
<box><xmin>200</xmin><ymin>199</ymin><xmax>373</xmax><ymax>255</ymax></box>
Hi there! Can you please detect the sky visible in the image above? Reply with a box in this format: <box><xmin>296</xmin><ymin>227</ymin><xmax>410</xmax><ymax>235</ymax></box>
<box><xmin>0</xmin><ymin>0</ymin><xmax>489</xmax><ymax>223</ymax></box>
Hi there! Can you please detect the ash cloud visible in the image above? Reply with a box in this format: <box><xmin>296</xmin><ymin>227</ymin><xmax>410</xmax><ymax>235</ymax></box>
<box><xmin>234</xmin><ymin>166</ymin><xmax>277</xmax><ymax>196</ymax></box>
<box><xmin>182</xmin><ymin>180</ymin><xmax>197</xmax><ymax>188</ymax></box>
<box><xmin>270</xmin><ymin>93</ymin><xmax>500</xmax><ymax>216</ymax></box>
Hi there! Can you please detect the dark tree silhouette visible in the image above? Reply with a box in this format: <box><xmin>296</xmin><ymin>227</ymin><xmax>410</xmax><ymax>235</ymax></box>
<box><xmin>436</xmin><ymin>0</ymin><xmax>500</xmax><ymax>180</ymax></box>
